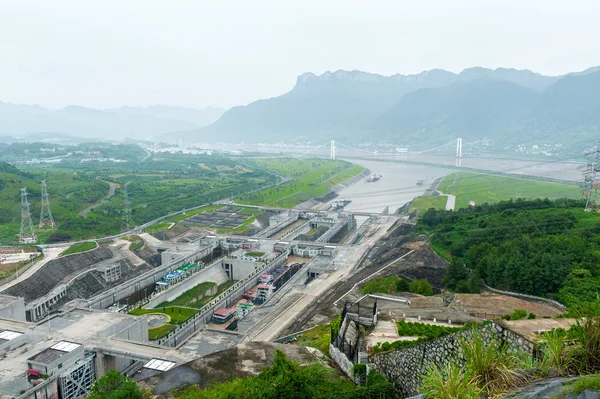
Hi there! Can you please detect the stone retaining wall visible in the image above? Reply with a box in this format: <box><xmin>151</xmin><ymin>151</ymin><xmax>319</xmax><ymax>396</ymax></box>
<box><xmin>370</xmin><ymin>322</ymin><xmax>534</xmax><ymax>397</ymax></box>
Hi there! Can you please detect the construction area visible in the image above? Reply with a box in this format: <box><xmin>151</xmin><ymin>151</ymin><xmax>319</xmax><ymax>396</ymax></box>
<box><xmin>0</xmin><ymin>204</ymin><xmax>399</xmax><ymax>399</ymax></box>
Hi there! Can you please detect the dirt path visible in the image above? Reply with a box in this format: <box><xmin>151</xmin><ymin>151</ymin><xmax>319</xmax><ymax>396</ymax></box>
<box><xmin>79</xmin><ymin>181</ymin><xmax>120</xmax><ymax>218</ymax></box>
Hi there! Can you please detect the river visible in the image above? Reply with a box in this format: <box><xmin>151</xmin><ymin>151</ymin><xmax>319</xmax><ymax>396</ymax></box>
<box><xmin>335</xmin><ymin>159</ymin><xmax>453</xmax><ymax>213</ymax></box>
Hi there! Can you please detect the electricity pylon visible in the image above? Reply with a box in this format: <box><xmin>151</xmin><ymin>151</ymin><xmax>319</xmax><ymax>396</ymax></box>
<box><xmin>19</xmin><ymin>188</ymin><xmax>38</xmax><ymax>244</ymax></box>
<box><xmin>39</xmin><ymin>180</ymin><xmax>56</xmax><ymax>228</ymax></box>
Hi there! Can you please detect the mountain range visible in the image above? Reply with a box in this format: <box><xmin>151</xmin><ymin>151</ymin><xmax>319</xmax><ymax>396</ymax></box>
<box><xmin>3</xmin><ymin>66</ymin><xmax>600</xmax><ymax>152</ymax></box>
<box><xmin>171</xmin><ymin>66</ymin><xmax>600</xmax><ymax>152</ymax></box>
<box><xmin>0</xmin><ymin>104</ymin><xmax>225</xmax><ymax>141</ymax></box>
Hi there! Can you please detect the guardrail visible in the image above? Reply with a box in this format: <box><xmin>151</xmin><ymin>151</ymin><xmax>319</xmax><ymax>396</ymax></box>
<box><xmin>480</xmin><ymin>280</ymin><xmax>566</xmax><ymax>310</ymax></box>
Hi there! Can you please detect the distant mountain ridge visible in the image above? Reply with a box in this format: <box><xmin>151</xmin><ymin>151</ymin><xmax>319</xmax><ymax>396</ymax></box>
<box><xmin>174</xmin><ymin>66</ymin><xmax>600</xmax><ymax>151</ymax></box>
<box><xmin>0</xmin><ymin>103</ymin><xmax>225</xmax><ymax>140</ymax></box>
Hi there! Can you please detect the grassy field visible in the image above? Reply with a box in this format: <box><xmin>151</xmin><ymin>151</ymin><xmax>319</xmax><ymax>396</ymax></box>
<box><xmin>294</xmin><ymin>323</ymin><xmax>331</xmax><ymax>356</ymax></box>
<box><xmin>148</xmin><ymin>324</ymin><xmax>176</xmax><ymax>341</ymax></box>
<box><xmin>410</xmin><ymin>196</ymin><xmax>448</xmax><ymax>213</ymax></box>
<box><xmin>61</xmin><ymin>241</ymin><xmax>98</xmax><ymax>256</ymax></box>
<box><xmin>129</xmin><ymin>306</ymin><xmax>197</xmax><ymax>324</ymax></box>
<box><xmin>437</xmin><ymin>172</ymin><xmax>581</xmax><ymax>209</ymax></box>
<box><xmin>239</xmin><ymin>158</ymin><xmax>364</xmax><ymax>208</ymax></box>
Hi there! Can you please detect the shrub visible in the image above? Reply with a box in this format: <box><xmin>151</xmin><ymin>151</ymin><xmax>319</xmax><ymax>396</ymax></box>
<box><xmin>564</xmin><ymin>315</ymin><xmax>600</xmax><ymax>374</ymax></box>
<box><xmin>510</xmin><ymin>309</ymin><xmax>528</xmax><ymax>320</ymax></box>
<box><xmin>352</xmin><ymin>363</ymin><xmax>367</xmax><ymax>378</ymax></box>
<box><xmin>527</xmin><ymin>312</ymin><xmax>536</xmax><ymax>319</ymax></box>
<box><xmin>421</xmin><ymin>362</ymin><xmax>481</xmax><ymax>399</ymax></box>
<box><xmin>396</xmin><ymin>277</ymin><xmax>410</xmax><ymax>292</ymax></box>
<box><xmin>460</xmin><ymin>330</ymin><xmax>528</xmax><ymax>395</ymax></box>
<box><xmin>410</xmin><ymin>279</ymin><xmax>434</xmax><ymax>296</ymax></box>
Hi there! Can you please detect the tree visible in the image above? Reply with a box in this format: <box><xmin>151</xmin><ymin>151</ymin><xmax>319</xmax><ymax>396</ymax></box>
<box><xmin>443</xmin><ymin>258</ymin><xmax>468</xmax><ymax>291</ymax></box>
<box><xmin>410</xmin><ymin>279</ymin><xmax>434</xmax><ymax>296</ymax></box>
<box><xmin>87</xmin><ymin>370</ymin><xmax>147</xmax><ymax>399</ymax></box>
<box><xmin>396</xmin><ymin>277</ymin><xmax>410</xmax><ymax>292</ymax></box>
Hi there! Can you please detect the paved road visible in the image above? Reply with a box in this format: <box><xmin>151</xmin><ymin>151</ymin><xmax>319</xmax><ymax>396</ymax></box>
<box><xmin>445</xmin><ymin>194</ymin><xmax>456</xmax><ymax>211</ymax></box>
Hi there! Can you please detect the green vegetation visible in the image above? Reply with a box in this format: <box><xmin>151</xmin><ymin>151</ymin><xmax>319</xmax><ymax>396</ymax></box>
<box><xmin>421</xmin><ymin>362</ymin><xmax>481</xmax><ymax>399</ymax></box>
<box><xmin>174</xmin><ymin>350</ymin><xmax>395</xmax><ymax>399</ymax></box>
<box><xmin>372</xmin><ymin>321</ymin><xmax>462</xmax><ymax>354</ymax></box>
<box><xmin>148</xmin><ymin>324</ymin><xmax>176</xmax><ymax>341</ymax></box>
<box><xmin>87</xmin><ymin>369</ymin><xmax>149</xmax><ymax>399</ymax></box>
<box><xmin>130</xmin><ymin>306</ymin><xmax>196</xmax><ymax>323</ymax></box>
<box><xmin>246</xmin><ymin>251</ymin><xmax>265</xmax><ymax>257</ymax></box>
<box><xmin>129</xmin><ymin>306</ymin><xmax>197</xmax><ymax>340</ymax></box>
<box><xmin>419</xmin><ymin>198</ymin><xmax>600</xmax><ymax>307</ymax></box>
<box><xmin>0</xmin><ymin>147</ymin><xmax>277</xmax><ymax>244</ymax></box>
<box><xmin>129</xmin><ymin>241</ymin><xmax>143</xmax><ymax>251</ymax></box>
<box><xmin>360</xmin><ymin>275</ymin><xmax>410</xmax><ymax>295</ymax></box>
<box><xmin>437</xmin><ymin>172</ymin><xmax>581</xmax><ymax>209</ymax></box>
<box><xmin>294</xmin><ymin>323</ymin><xmax>332</xmax><ymax>356</ymax></box>
<box><xmin>155</xmin><ymin>282</ymin><xmax>216</xmax><ymax>308</ymax></box>
<box><xmin>421</xmin><ymin>329</ymin><xmax>535</xmax><ymax>398</ymax></box>
<box><xmin>557</xmin><ymin>375</ymin><xmax>600</xmax><ymax>398</ymax></box>
<box><xmin>239</xmin><ymin>158</ymin><xmax>364</xmax><ymax>208</ymax></box>
<box><xmin>410</xmin><ymin>196</ymin><xmax>447</xmax><ymax>213</ymax></box>
<box><xmin>409</xmin><ymin>279</ymin><xmax>434</xmax><ymax>296</ymax></box>
<box><xmin>61</xmin><ymin>241</ymin><xmax>97</xmax><ymax>256</ymax></box>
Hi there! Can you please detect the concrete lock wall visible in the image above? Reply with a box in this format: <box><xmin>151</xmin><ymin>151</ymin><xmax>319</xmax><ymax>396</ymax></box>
<box><xmin>157</xmin><ymin>253</ymin><xmax>288</xmax><ymax>347</ymax></box>
<box><xmin>0</xmin><ymin>295</ymin><xmax>26</xmax><ymax>321</ymax></box>
<box><xmin>370</xmin><ymin>323</ymin><xmax>534</xmax><ymax>397</ymax></box>
<box><xmin>115</xmin><ymin>317</ymin><xmax>149</xmax><ymax>344</ymax></box>
<box><xmin>221</xmin><ymin>258</ymin><xmax>262</xmax><ymax>280</ymax></box>
<box><xmin>87</xmin><ymin>243</ymin><xmax>217</xmax><ymax>310</ymax></box>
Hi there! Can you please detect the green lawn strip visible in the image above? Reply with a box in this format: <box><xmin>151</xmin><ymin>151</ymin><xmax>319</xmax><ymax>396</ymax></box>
<box><xmin>239</xmin><ymin>158</ymin><xmax>363</xmax><ymax>207</ymax></box>
<box><xmin>148</xmin><ymin>324</ymin><xmax>176</xmax><ymax>341</ymax></box>
<box><xmin>129</xmin><ymin>307</ymin><xmax>197</xmax><ymax>324</ymax></box>
<box><xmin>61</xmin><ymin>241</ymin><xmax>98</xmax><ymax>256</ymax></box>
<box><xmin>294</xmin><ymin>324</ymin><xmax>332</xmax><ymax>356</ymax></box>
<box><xmin>154</xmin><ymin>282</ymin><xmax>217</xmax><ymax>308</ymax></box>
<box><xmin>437</xmin><ymin>172</ymin><xmax>581</xmax><ymax>209</ymax></box>
<box><xmin>410</xmin><ymin>196</ymin><xmax>448</xmax><ymax>213</ymax></box>
<box><xmin>129</xmin><ymin>241</ymin><xmax>144</xmax><ymax>251</ymax></box>
<box><xmin>189</xmin><ymin>280</ymin><xmax>237</xmax><ymax>308</ymax></box>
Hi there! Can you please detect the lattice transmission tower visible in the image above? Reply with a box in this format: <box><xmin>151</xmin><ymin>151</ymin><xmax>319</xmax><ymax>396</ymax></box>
<box><xmin>39</xmin><ymin>180</ymin><xmax>56</xmax><ymax>228</ymax></box>
<box><xmin>583</xmin><ymin>141</ymin><xmax>600</xmax><ymax>212</ymax></box>
<box><xmin>19</xmin><ymin>188</ymin><xmax>38</xmax><ymax>244</ymax></box>
<box><xmin>121</xmin><ymin>184</ymin><xmax>131</xmax><ymax>232</ymax></box>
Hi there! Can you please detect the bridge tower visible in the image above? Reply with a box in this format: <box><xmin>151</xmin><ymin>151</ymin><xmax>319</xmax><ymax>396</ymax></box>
<box><xmin>39</xmin><ymin>180</ymin><xmax>56</xmax><ymax>228</ymax></box>
<box><xmin>583</xmin><ymin>141</ymin><xmax>600</xmax><ymax>212</ymax></box>
<box><xmin>330</xmin><ymin>140</ymin><xmax>336</xmax><ymax>160</ymax></box>
<box><xmin>455</xmin><ymin>138</ymin><xmax>463</xmax><ymax>167</ymax></box>
<box><xmin>19</xmin><ymin>188</ymin><xmax>38</xmax><ymax>244</ymax></box>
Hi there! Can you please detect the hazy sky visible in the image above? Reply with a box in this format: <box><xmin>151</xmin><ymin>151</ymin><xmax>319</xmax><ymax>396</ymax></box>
<box><xmin>1</xmin><ymin>0</ymin><xmax>599</xmax><ymax>110</ymax></box>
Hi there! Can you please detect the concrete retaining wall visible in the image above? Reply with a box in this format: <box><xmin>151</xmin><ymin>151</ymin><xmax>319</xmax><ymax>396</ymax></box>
<box><xmin>370</xmin><ymin>322</ymin><xmax>534</xmax><ymax>397</ymax></box>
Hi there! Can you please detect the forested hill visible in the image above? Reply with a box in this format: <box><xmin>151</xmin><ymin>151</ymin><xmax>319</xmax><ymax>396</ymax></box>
<box><xmin>417</xmin><ymin>198</ymin><xmax>600</xmax><ymax>310</ymax></box>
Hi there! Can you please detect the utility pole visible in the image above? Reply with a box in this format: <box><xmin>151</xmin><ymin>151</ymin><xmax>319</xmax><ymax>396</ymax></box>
<box><xmin>19</xmin><ymin>188</ymin><xmax>37</xmax><ymax>244</ymax></box>
<box><xmin>39</xmin><ymin>180</ymin><xmax>56</xmax><ymax>228</ymax></box>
